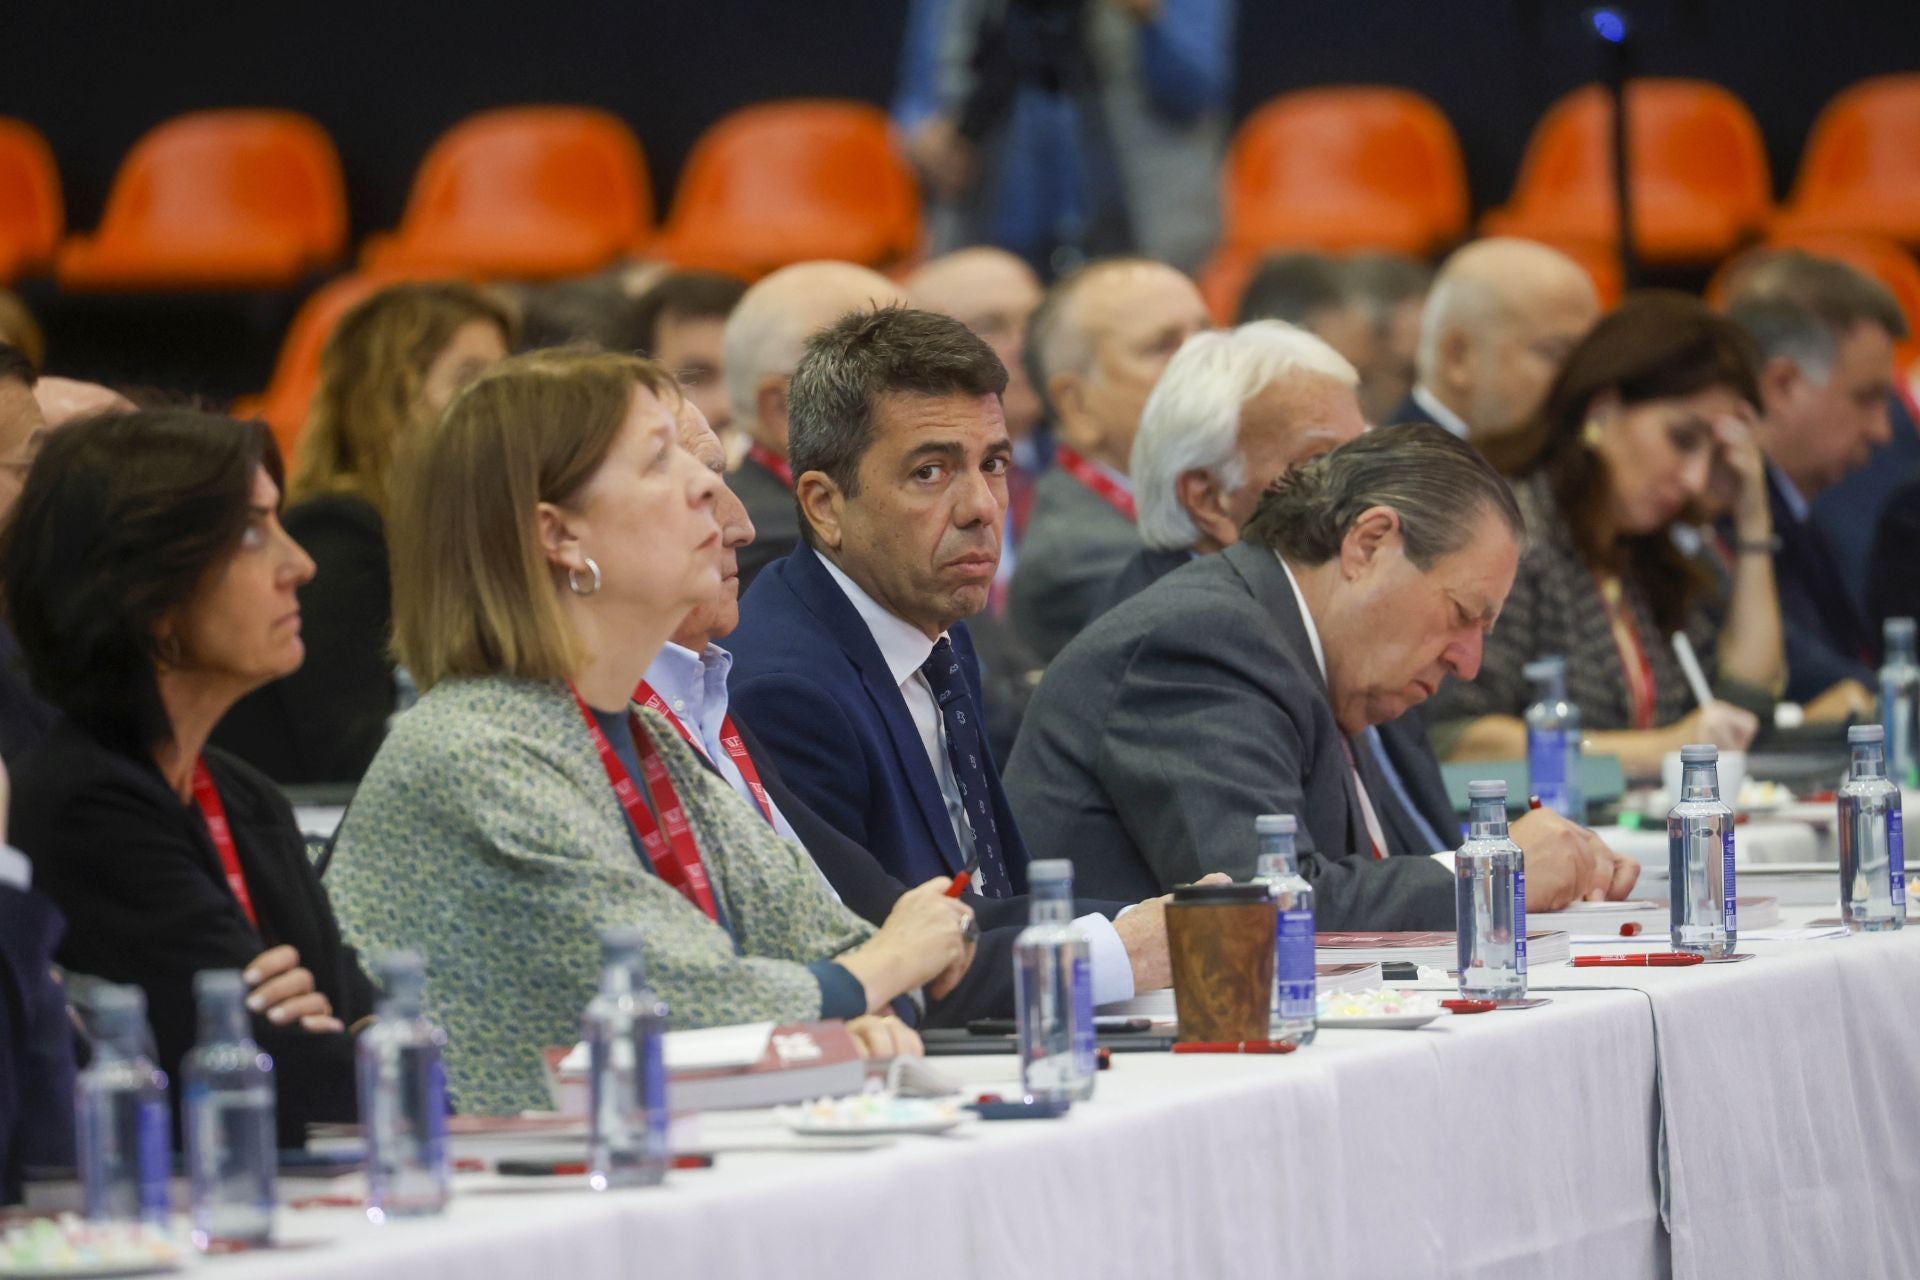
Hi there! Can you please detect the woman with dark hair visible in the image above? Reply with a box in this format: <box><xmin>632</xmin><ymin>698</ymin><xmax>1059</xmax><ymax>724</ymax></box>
<box><xmin>4</xmin><ymin>410</ymin><xmax>372</xmax><ymax>1144</ymax></box>
<box><xmin>214</xmin><ymin>281</ymin><xmax>513</xmax><ymax>785</ymax></box>
<box><xmin>1427</xmin><ymin>292</ymin><xmax>1786</xmax><ymax>778</ymax></box>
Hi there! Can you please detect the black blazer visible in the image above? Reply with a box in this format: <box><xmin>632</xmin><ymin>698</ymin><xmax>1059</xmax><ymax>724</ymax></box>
<box><xmin>0</xmin><ymin>882</ymin><xmax>74</xmax><ymax>1203</ymax></box>
<box><xmin>732</xmin><ymin>456</ymin><xmax>802</xmax><ymax>594</ymax></box>
<box><xmin>0</xmin><ymin>623</ymin><xmax>56</xmax><ymax>767</ymax></box>
<box><xmin>1768</xmin><ymin>467</ymin><xmax>1876</xmax><ymax>701</ymax></box>
<box><xmin>10</xmin><ymin>721</ymin><xmax>374</xmax><ymax>1146</ymax></box>
<box><xmin>213</xmin><ymin>494</ymin><xmax>397</xmax><ymax>785</ymax></box>
<box><xmin>1868</xmin><ymin>472</ymin><xmax>1920</xmax><ymax>638</ymax></box>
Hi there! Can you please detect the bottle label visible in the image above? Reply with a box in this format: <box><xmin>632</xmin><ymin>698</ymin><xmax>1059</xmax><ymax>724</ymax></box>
<box><xmin>1070</xmin><ymin>955</ymin><xmax>1096</xmax><ymax>1077</ymax></box>
<box><xmin>1513</xmin><ymin>867</ymin><xmax>1528</xmax><ymax>977</ymax></box>
<box><xmin>1722</xmin><ymin>829</ymin><xmax>1739</xmax><ymax>933</ymax></box>
<box><xmin>641</xmin><ymin>1030</ymin><xmax>669</xmax><ymax>1151</ymax></box>
<box><xmin>138</xmin><ymin>1098</ymin><xmax>172</xmax><ymax>1217</ymax></box>
<box><xmin>1528</xmin><ymin>729</ymin><xmax>1572</xmax><ymax>814</ymax></box>
<box><xmin>1275</xmin><ymin>909</ymin><xmax>1316</xmax><ymax>1019</ymax></box>
<box><xmin>422</xmin><ymin>1055</ymin><xmax>449</xmax><ymax>1167</ymax></box>
<box><xmin>1891</xmin><ymin>809</ymin><xmax>1907</xmax><ymax>908</ymax></box>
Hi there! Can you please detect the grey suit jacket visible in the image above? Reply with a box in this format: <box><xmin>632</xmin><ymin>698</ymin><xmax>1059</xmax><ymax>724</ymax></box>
<box><xmin>1008</xmin><ymin>466</ymin><xmax>1143</xmax><ymax>663</ymax></box>
<box><xmin>732</xmin><ymin>456</ymin><xmax>801</xmax><ymax>594</ymax></box>
<box><xmin>1005</xmin><ymin>541</ymin><xmax>1456</xmax><ymax>930</ymax></box>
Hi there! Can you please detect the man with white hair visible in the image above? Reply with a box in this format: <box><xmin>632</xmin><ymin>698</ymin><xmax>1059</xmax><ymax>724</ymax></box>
<box><xmin>1395</xmin><ymin>237</ymin><xmax>1600</xmax><ymax>444</ymax></box>
<box><xmin>723</xmin><ymin>262</ymin><xmax>909</xmax><ymax>589</ymax></box>
<box><xmin>1104</xmin><ymin>320</ymin><xmax>1367</xmax><ymax>612</ymax></box>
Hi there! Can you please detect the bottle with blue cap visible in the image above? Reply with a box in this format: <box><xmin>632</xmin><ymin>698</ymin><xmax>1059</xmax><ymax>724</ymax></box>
<box><xmin>1669</xmin><ymin>744</ymin><xmax>1737</xmax><ymax>957</ymax></box>
<box><xmin>1881</xmin><ymin>617</ymin><xmax>1919</xmax><ymax>789</ymax></box>
<box><xmin>1839</xmin><ymin>723</ymin><xmax>1906</xmax><ymax>932</ymax></box>
<box><xmin>356</xmin><ymin>951</ymin><xmax>451</xmax><ymax>1220</ymax></box>
<box><xmin>1523</xmin><ymin>656</ymin><xmax>1584</xmax><ymax>823</ymax></box>
<box><xmin>183</xmin><ymin>969</ymin><xmax>276</xmax><ymax>1249</ymax></box>
<box><xmin>583</xmin><ymin>925</ymin><xmax>670</xmax><ymax>1189</ymax></box>
<box><xmin>76</xmin><ymin>984</ymin><xmax>172</xmax><ymax>1227</ymax></box>
<box><xmin>1455</xmin><ymin>780</ymin><xmax>1526</xmax><ymax>1001</ymax></box>
<box><xmin>1251</xmin><ymin>814</ymin><xmax>1316</xmax><ymax>1046</ymax></box>
<box><xmin>1013</xmin><ymin>859</ymin><xmax>1096</xmax><ymax>1105</ymax></box>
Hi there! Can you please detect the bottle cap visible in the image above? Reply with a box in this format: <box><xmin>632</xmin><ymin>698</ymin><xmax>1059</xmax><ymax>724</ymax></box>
<box><xmin>1027</xmin><ymin>859</ymin><xmax>1073</xmax><ymax>887</ymax></box>
<box><xmin>376</xmin><ymin>951</ymin><xmax>427</xmax><ymax>1007</ymax></box>
<box><xmin>1679</xmin><ymin>743</ymin><xmax>1718</xmax><ymax>764</ymax></box>
<box><xmin>1467</xmin><ymin>780</ymin><xmax>1508</xmax><ymax>801</ymax></box>
<box><xmin>599</xmin><ymin>924</ymin><xmax>644</xmax><ymax>956</ymax></box>
<box><xmin>1888</xmin><ymin>617</ymin><xmax>1916</xmax><ymax>642</ymax></box>
<box><xmin>194</xmin><ymin>968</ymin><xmax>247</xmax><ymax>1003</ymax></box>
<box><xmin>1255</xmin><ymin>814</ymin><xmax>1297</xmax><ymax>836</ymax></box>
<box><xmin>1849</xmin><ymin>724</ymin><xmax>1886</xmax><ymax>745</ymax></box>
<box><xmin>1522</xmin><ymin>656</ymin><xmax>1566</xmax><ymax>684</ymax></box>
<box><xmin>88</xmin><ymin>983</ymin><xmax>148</xmax><ymax>1040</ymax></box>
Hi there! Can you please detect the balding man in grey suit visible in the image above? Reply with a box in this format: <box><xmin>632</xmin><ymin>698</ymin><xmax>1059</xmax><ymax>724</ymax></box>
<box><xmin>1006</xmin><ymin>425</ymin><xmax>1636</xmax><ymax>930</ymax></box>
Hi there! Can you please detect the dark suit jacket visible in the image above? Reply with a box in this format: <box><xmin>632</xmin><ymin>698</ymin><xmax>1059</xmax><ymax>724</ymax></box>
<box><xmin>1769</xmin><ymin>466</ymin><xmax>1876</xmax><ymax>701</ymax></box>
<box><xmin>1388</xmin><ymin>391</ymin><xmax>1442</xmax><ymax>430</ymax></box>
<box><xmin>1815</xmin><ymin>390</ymin><xmax>1919</xmax><ymax>607</ymax></box>
<box><xmin>1099</xmin><ymin>545</ymin><xmax>1194</xmax><ymax>618</ymax></box>
<box><xmin>731</xmin><ymin>717</ymin><xmax>1024</xmax><ymax>1027</ymax></box>
<box><xmin>1005</xmin><ymin>541</ymin><xmax>1455</xmax><ymax>929</ymax></box>
<box><xmin>0</xmin><ymin>880</ymin><xmax>74</xmax><ymax>1204</ymax></box>
<box><xmin>727</xmin><ymin>542</ymin><xmax>1033</xmax><ymax>894</ymax></box>
<box><xmin>213</xmin><ymin>495</ymin><xmax>396</xmax><ymax>784</ymax></box>
<box><xmin>1868</xmin><ymin>471</ymin><xmax>1920</xmax><ymax>638</ymax></box>
<box><xmin>11</xmin><ymin>722</ymin><xmax>374</xmax><ymax>1146</ymax></box>
<box><xmin>0</xmin><ymin>623</ymin><xmax>56</xmax><ymax>767</ymax></box>
<box><xmin>1008</xmin><ymin>465</ymin><xmax>1142</xmax><ymax>662</ymax></box>
<box><xmin>733</xmin><ymin>455</ymin><xmax>802</xmax><ymax>593</ymax></box>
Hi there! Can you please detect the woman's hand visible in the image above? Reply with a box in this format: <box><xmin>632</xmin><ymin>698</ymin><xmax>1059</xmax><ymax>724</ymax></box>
<box><xmin>1671</xmin><ymin>701</ymin><xmax>1760</xmax><ymax>754</ymax></box>
<box><xmin>840</xmin><ymin>878</ymin><xmax>975</xmax><ymax>1012</ymax></box>
<box><xmin>242</xmin><ymin>945</ymin><xmax>344</xmax><ymax>1033</ymax></box>
<box><xmin>846</xmin><ymin>1014</ymin><xmax>924</xmax><ymax>1061</ymax></box>
<box><xmin>1712</xmin><ymin>409</ymin><xmax>1772</xmax><ymax>542</ymax></box>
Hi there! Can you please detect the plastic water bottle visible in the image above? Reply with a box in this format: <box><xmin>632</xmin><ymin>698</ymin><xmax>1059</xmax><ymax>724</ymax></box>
<box><xmin>1882</xmin><ymin>617</ymin><xmax>1919</xmax><ymax>789</ymax></box>
<box><xmin>1669</xmin><ymin>744</ymin><xmax>1737</xmax><ymax>958</ymax></box>
<box><xmin>1524</xmin><ymin>656</ymin><xmax>1585</xmax><ymax>822</ymax></box>
<box><xmin>1454</xmin><ymin>781</ymin><xmax>1526</xmax><ymax>1001</ymax></box>
<box><xmin>583</xmin><ymin>926</ymin><xmax>670</xmax><ymax>1190</ymax></box>
<box><xmin>1839</xmin><ymin>723</ymin><xmax>1906</xmax><ymax>933</ymax></box>
<box><xmin>1013</xmin><ymin>859</ymin><xmax>1096</xmax><ymax>1106</ymax></box>
<box><xmin>183</xmin><ymin>970</ymin><xmax>276</xmax><ymax>1249</ymax></box>
<box><xmin>1251</xmin><ymin>814</ymin><xmax>1316</xmax><ymax>1047</ymax></box>
<box><xmin>356</xmin><ymin>952</ymin><xmax>450</xmax><ymax>1221</ymax></box>
<box><xmin>76</xmin><ymin>984</ymin><xmax>172</xmax><ymax>1227</ymax></box>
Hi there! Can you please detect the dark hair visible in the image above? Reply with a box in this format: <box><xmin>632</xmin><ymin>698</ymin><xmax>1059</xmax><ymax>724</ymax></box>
<box><xmin>0</xmin><ymin>410</ymin><xmax>281</xmax><ymax>755</ymax></box>
<box><xmin>633</xmin><ymin>271</ymin><xmax>748</xmax><ymax>353</ymax></box>
<box><xmin>1237</xmin><ymin>252</ymin><xmax>1349</xmax><ymax>327</ymax></box>
<box><xmin>788</xmin><ymin>307</ymin><xmax>1008</xmax><ymax>536</ymax></box>
<box><xmin>1244</xmin><ymin>422</ymin><xmax>1522</xmax><ymax>568</ymax></box>
<box><xmin>1495</xmin><ymin>290</ymin><xmax>1760</xmax><ymax>632</ymax></box>
<box><xmin>0</xmin><ymin>343</ymin><xmax>36</xmax><ymax>388</ymax></box>
<box><xmin>1725</xmin><ymin>248</ymin><xmax>1909</xmax><ymax>374</ymax></box>
<box><xmin>514</xmin><ymin>277</ymin><xmax>644</xmax><ymax>354</ymax></box>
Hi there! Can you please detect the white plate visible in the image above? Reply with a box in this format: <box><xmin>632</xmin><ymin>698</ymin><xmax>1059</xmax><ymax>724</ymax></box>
<box><xmin>1314</xmin><ymin>1012</ymin><xmax>1441</xmax><ymax>1030</ymax></box>
<box><xmin>777</xmin><ymin>1109</ymin><xmax>968</xmax><ymax>1137</ymax></box>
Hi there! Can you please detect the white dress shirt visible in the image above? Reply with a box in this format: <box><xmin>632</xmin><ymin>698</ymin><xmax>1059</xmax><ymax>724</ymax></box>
<box><xmin>819</xmin><ymin>556</ymin><xmax>1136</xmax><ymax>1003</ymax></box>
<box><xmin>1411</xmin><ymin>384</ymin><xmax>1473</xmax><ymax>440</ymax></box>
<box><xmin>642</xmin><ymin>641</ymin><xmax>838</xmax><ymax>901</ymax></box>
<box><xmin>0</xmin><ymin>842</ymin><xmax>29</xmax><ymax>890</ymax></box>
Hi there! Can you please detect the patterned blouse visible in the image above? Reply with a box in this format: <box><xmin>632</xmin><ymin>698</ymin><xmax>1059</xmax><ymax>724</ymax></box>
<box><xmin>1425</xmin><ymin>473</ymin><xmax>1722</xmax><ymax>750</ymax></box>
<box><xmin>326</xmin><ymin>676</ymin><xmax>875</xmax><ymax>1115</ymax></box>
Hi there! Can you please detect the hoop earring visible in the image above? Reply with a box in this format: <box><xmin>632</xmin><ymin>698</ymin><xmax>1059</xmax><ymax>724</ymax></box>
<box><xmin>567</xmin><ymin>557</ymin><xmax>602</xmax><ymax>597</ymax></box>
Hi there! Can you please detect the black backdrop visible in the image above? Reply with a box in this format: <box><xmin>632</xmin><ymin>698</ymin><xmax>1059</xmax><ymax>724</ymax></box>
<box><xmin>1</xmin><ymin>0</ymin><xmax>1915</xmax><ymax>389</ymax></box>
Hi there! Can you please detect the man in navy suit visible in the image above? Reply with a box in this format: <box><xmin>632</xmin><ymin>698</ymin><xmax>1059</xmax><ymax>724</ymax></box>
<box><xmin>729</xmin><ymin>306</ymin><xmax>1191</xmax><ymax>1003</ymax></box>
<box><xmin>1727</xmin><ymin>251</ymin><xmax>1908</xmax><ymax>708</ymax></box>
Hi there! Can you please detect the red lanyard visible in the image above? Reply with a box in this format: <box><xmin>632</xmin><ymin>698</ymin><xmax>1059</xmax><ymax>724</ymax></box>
<box><xmin>569</xmin><ymin>684</ymin><xmax>719</xmax><ymax>921</ymax></box>
<box><xmin>190</xmin><ymin>759</ymin><xmax>259</xmax><ymax>930</ymax></box>
<box><xmin>634</xmin><ymin>679</ymin><xmax>777</xmax><ymax>828</ymax></box>
<box><xmin>746</xmin><ymin>442</ymin><xmax>794</xmax><ymax>491</ymax></box>
<box><xmin>1054</xmin><ymin>445</ymin><xmax>1136</xmax><ymax>522</ymax></box>
<box><xmin>1594</xmin><ymin>572</ymin><xmax>1658</xmax><ymax>731</ymax></box>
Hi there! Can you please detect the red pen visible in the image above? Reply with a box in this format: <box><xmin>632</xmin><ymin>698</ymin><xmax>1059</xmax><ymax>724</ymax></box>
<box><xmin>1571</xmin><ymin>953</ymin><xmax>1704</xmax><ymax>967</ymax></box>
<box><xmin>1528</xmin><ymin>794</ymin><xmax>1543</xmax><ymax>811</ymax></box>
<box><xmin>1440</xmin><ymin>998</ymin><xmax>1497</xmax><ymax>1014</ymax></box>
<box><xmin>944</xmin><ymin>853</ymin><xmax>982</xmax><ymax>898</ymax></box>
<box><xmin>1171</xmin><ymin>1040</ymin><xmax>1299</xmax><ymax>1054</ymax></box>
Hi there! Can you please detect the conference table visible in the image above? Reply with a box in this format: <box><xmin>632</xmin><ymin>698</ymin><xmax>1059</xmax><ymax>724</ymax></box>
<box><xmin>185</xmin><ymin>859</ymin><xmax>1918</xmax><ymax>1280</ymax></box>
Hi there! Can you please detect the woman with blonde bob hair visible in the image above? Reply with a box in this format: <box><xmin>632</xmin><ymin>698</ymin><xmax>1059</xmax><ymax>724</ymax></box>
<box><xmin>326</xmin><ymin>350</ymin><xmax>972</xmax><ymax>1114</ymax></box>
<box><xmin>215</xmin><ymin>281</ymin><xmax>514</xmax><ymax>784</ymax></box>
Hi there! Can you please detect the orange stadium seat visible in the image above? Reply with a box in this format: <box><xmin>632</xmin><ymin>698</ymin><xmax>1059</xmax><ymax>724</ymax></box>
<box><xmin>650</xmin><ymin>100</ymin><xmax>920</xmax><ymax>279</ymax></box>
<box><xmin>56</xmin><ymin>110</ymin><xmax>346</xmax><ymax>291</ymax></box>
<box><xmin>1772</xmin><ymin>76</ymin><xmax>1920</xmax><ymax>248</ymax></box>
<box><xmin>1481</xmin><ymin>80</ymin><xmax>1773</xmax><ymax>266</ymax></box>
<box><xmin>361</xmin><ymin>106</ymin><xmax>654</xmax><ymax>280</ymax></box>
<box><xmin>0</xmin><ymin>118</ymin><xmax>63</xmax><ymax>285</ymax></box>
<box><xmin>1707</xmin><ymin>232</ymin><xmax>1920</xmax><ymax>372</ymax></box>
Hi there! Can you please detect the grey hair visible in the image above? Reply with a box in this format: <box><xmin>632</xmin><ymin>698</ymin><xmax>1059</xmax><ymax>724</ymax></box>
<box><xmin>787</xmin><ymin>307</ymin><xmax>1007</xmax><ymax>542</ymax></box>
<box><xmin>1243</xmin><ymin>422</ymin><xmax>1522</xmax><ymax>569</ymax></box>
<box><xmin>1725</xmin><ymin>249</ymin><xmax>1908</xmax><ymax>385</ymax></box>
<box><xmin>1132</xmin><ymin>321</ymin><xmax>1358</xmax><ymax>551</ymax></box>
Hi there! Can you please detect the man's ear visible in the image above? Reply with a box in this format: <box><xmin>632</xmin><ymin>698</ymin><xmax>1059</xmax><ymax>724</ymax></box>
<box><xmin>1338</xmin><ymin>505</ymin><xmax>1402</xmax><ymax>580</ymax></box>
<box><xmin>535</xmin><ymin>501</ymin><xmax>586</xmax><ymax>575</ymax></box>
<box><xmin>1050</xmin><ymin>370</ymin><xmax>1095</xmax><ymax>451</ymax></box>
<box><xmin>1436</xmin><ymin>326</ymin><xmax>1474</xmax><ymax>396</ymax></box>
<box><xmin>795</xmin><ymin>470</ymin><xmax>847</xmax><ymax>551</ymax></box>
<box><xmin>1758</xmin><ymin>354</ymin><xmax>1804</xmax><ymax>413</ymax></box>
<box><xmin>1176</xmin><ymin>468</ymin><xmax>1238</xmax><ymax>550</ymax></box>
<box><xmin>754</xmin><ymin>374</ymin><xmax>792</xmax><ymax>451</ymax></box>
